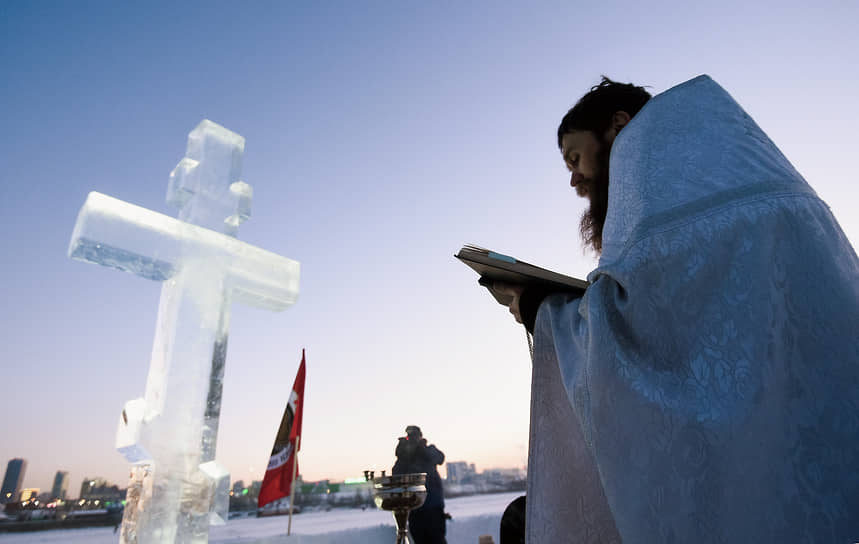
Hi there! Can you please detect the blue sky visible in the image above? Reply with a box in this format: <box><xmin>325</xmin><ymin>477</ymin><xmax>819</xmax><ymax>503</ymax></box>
<box><xmin>2</xmin><ymin>1</ymin><xmax>858</xmax><ymax>494</ymax></box>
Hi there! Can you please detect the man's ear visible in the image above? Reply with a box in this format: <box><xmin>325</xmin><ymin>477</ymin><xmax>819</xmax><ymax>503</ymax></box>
<box><xmin>612</xmin><ymin>111</ymin><xmax>631</xmax><ymax>131</ymax></box>
<box><xmin>604</xmin><ymin>111</ymin><xmax>631</xmax><ymax>143</ymax></box>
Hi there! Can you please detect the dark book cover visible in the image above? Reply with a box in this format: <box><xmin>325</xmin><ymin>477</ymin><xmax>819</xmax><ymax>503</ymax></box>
<box><xmin>455</xmin><ymin>245</ymin><xmax>588</xmax><ymax>305</ymax></box>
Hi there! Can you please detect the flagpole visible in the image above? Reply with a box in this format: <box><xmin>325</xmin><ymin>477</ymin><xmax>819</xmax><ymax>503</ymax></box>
<box><xmin>287</xmin><ymin>434</ymin><xmax>300</xmax><ymax>536</ymax></box>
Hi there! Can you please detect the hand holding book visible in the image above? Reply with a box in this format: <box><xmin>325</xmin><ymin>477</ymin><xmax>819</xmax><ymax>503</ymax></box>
<box><xmin>455</xmin><ymin>244</ymin><xmax>588</xmax><ymax>304</ymax></box>
<box><xmin>456</xmin><ymin>244</ymin><xmax>589</xmax><ymax>331</ymax></box>
<box><xmin>491</xmin><ymin>282</ymin><xmax>525</xmax><ymax>324</ymax></box>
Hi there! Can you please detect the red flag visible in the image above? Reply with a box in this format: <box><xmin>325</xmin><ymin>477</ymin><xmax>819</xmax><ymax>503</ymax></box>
<box><xmin>258</xmin><ymin>350</ymin><xmax>306</xmax><ymax>508</ymax></box>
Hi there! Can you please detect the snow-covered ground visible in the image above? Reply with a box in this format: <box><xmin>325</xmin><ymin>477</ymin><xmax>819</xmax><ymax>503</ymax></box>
<box><xmin>0</xmin><ymin>491</ymin><xmax>521</xmax><ymax>543</ymax></box>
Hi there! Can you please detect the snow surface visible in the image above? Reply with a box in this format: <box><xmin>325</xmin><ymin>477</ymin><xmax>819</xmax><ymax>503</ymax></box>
<box><xmin>0</xmin><ymin>491</ymin><xmax>521</xmax><ymax>544</ymax></box>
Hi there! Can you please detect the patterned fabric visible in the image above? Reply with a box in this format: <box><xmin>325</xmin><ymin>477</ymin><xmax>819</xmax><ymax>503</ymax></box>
<box><xmin>526</xmin><ymin>75</ymin><xmax>859</xmax><ymax>543</ymax></box>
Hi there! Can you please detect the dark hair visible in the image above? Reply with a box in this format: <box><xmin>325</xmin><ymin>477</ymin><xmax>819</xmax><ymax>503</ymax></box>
<box><xmin>557</xmin><ymin>76</ymin><xmax>652</xmax><ymax>148</ymax></box>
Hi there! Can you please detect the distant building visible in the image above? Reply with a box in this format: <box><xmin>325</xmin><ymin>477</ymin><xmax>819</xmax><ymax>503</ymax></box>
<box><xmin>249</xmin><ymin>480</ymin><xmax>262</xmax><ymax>499</ymax></box>
<box><xmin>19</xmin><ymin>488</ymin><xmax>40</xmax><ymax>502</ymax></box>
<box><xmin>445</xmin><ymin>461</ymin><xmax>476</xmax><ymax>484</ymax></box>
<box><xmin>79</xmin><ymin>477</ymin><xmax>124</xmax><ymax>504</ymax></box>
<box><xmin>231</xmin><ymin>480</ymin><xmax>246</xmax><ymax>496</ymax></box>
<box><xmin>482</xmin><ymin>467</ymin><xmax>525</xmax><ymax>484</ymax></box>
<box><xmin>51</xmin><ymin>471</ymin><xmax>69</xmax><ymax>500</ymax></box>
<box><xmin>1</xmin><ymin>458</ymin><xmax>27</xmax><ymax>504</ymax></box>
<box><xmin>327</xmin><ymin>478</ymin><xmax>373</xmax><ymax>507</ymax></box>
<box><xmin>80</xmin><ymin>477</ymin><xmax>107</xmax><ymax>499</ymax></box>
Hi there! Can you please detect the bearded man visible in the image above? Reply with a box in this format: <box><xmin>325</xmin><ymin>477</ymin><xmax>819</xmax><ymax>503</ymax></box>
<box><xmin>495</xmin><ymin>76</ymin><xmax>859</xmax><ymax>542</ymax></box>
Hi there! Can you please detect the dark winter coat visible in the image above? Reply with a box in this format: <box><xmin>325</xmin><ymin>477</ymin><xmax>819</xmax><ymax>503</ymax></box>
<box><xmin>392</xmin><ymin>438</ymin><xmax>445</xmax><ymax>509</ymax></box>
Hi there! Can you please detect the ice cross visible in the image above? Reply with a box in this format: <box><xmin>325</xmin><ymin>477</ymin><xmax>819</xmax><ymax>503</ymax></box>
<box><xmin>68</xmin><ymin>120</ymin><xmax>300</xmax><ymax>543</ymax></box>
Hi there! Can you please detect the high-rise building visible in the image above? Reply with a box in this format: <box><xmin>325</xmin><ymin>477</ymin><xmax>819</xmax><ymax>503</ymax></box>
<box><xmin>51</xmin><ymin>471</ymin><xmax>69</xmax><ymax>500</ymax></box>
<box><xmin>1</xmin><ymin>458</ymin><xmax>27</xmax><ymax>504</ymax></box>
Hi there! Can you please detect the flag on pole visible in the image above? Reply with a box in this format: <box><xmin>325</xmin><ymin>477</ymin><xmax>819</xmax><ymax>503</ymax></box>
<box><xmin>258</xmin><ymin>349</ymin><xmax>306</xmax><ymax>508</ymax></box>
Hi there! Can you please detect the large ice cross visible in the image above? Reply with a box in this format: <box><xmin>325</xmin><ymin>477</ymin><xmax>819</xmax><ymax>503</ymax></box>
<box><xmin>68</xmin><ymin>120</ymin><xmax>300</xmax><ymax>543</ymax></box>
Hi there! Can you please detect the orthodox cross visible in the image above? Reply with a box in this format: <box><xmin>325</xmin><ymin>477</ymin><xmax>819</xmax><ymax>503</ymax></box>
<box><xmin>69</xmin><ymin>120</ymin><xmax>300</xmax><ymax>543</ymax></box>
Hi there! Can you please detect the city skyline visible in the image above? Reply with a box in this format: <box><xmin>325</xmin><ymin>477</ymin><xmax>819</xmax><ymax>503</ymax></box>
<box><xmin>3</xmin><ymin>3</ymin><xmax>858</xmax><ymax>497</ymax></box>
<box><xmin>0</xmin><ymin>454</ymin><xmax>521</xmax><ymax>502</ymax></box>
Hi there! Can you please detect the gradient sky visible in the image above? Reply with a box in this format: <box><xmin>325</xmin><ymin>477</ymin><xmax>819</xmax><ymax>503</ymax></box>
<box><xmin>2</xmin><ymin>1</ymin><xmax>858</xmax><ymax>495</ymax></box>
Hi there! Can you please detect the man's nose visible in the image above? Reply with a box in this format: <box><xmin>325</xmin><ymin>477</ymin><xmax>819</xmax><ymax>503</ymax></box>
<box><xmin>570</xmin><ymin>172</ymin><xmax>584</xmax><ymax>187</ymax></box>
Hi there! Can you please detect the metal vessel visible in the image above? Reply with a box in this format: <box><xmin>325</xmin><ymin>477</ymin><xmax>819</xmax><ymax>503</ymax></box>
<box><xmin>369</xmin><ymin>472</ymin><xmax>427</xmax><ymax>544</ymax></box>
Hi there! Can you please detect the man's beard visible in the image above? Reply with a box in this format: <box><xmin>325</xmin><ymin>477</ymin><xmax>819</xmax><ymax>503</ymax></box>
<box><xmin>579</xmin><ymin>142</ymin><xmax>611</xmax><ymax>254</ymax></box>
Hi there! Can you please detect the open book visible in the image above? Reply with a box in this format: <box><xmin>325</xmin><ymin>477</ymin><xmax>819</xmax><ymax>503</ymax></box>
<box><xmin>455</xmin><ymin>244</ymin><xmax>588</xmax><ymax>306</ymax></box>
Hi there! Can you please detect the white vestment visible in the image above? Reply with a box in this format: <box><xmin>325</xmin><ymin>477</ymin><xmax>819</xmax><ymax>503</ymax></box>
<box><xmin>526</xmin><ymin>75</ymin><xmax>859</xmax><ymax>543</ymax></box>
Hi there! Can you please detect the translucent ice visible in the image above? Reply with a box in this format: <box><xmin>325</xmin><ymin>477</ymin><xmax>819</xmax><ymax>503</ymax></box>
<box><xmin>69</xmin><ymin>120</ymin><xmax>300</xmax><ymax>543</ymax></box>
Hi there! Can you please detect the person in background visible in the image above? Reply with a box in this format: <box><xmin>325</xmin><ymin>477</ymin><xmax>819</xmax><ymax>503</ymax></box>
<box><xmin>392</xmin><ymin>425</ymin><xmax>446</xmax><ymax>544</ymax></box>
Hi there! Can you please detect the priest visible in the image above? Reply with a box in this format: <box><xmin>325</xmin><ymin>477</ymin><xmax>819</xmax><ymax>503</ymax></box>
<box><xmin>496</xmin><ymin>75</ymin><xmax>859</xmax><ymax>542</ymax></box>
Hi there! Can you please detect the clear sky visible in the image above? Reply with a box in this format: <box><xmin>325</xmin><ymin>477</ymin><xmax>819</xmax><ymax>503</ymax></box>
<box><xmin>2</xmin><ymin>1</ymin><xmax>858</xmax><ymax>495</ymax></box>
